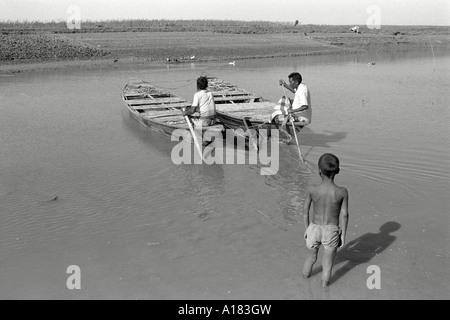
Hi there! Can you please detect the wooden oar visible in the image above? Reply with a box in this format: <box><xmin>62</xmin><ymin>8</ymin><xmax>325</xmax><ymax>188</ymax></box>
<box><xmin>243</xmin><ymin>117</ymin><xmax>258</xmax><ymax>151</ymax></box>
<box><xmin>183</xmin><ymin>112</ymin><xmax>203</xmax><ymax>161</ymax></box>
<box><xmin>282</xmin><ymin>85</ymin><xmax>305</xmax><ymax>163</ymax></box>
<box><xmin>290</xmin><ymin>116</ymin><xmax>305</xmax><ymax>163</ymax></box>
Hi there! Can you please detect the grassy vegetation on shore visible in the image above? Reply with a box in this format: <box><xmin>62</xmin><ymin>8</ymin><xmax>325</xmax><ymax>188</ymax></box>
<box><xmin>0</xmin><ymin>33</ymin><xmax>109</xmax><ymax>61</ymax></box>
<box><xmin>2</xmin><ymin>19</ymin><xmax>449</xmax><ymax>35</ymax></box>
<box><xmin>1</xmin><ymin>19</ymin><xmax>303</xmax><ymax>35</ymax></box>
<box><xmin>1</xmin><ymin>20</ymin><xmax>449</xmax><ymax>72</ymax></box>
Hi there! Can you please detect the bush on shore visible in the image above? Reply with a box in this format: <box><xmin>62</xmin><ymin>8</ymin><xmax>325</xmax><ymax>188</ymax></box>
<box><xmin>0</xmin><ymin>33</ymin><xmax>110</xmax><ymax>61</ymax></box>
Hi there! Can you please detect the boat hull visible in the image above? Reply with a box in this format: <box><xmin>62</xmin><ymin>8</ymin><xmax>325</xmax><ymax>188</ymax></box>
<box><xmin>122</xmin><ymin>79</ymin><xmax>225</xmax><ymax>144</ymax></box>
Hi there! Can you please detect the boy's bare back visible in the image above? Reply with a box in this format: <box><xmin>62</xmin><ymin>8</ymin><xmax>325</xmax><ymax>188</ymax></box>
<box><xmin>308</xmin><ymin>182</ymin><xmax>348</xmax><ymax>226</ymax></box>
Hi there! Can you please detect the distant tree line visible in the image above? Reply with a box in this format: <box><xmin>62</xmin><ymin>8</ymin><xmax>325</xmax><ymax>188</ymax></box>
<box><xmin>1</xmin><ymin>19</ymin><xmax>448</xmax><ymax>35</ymax></box>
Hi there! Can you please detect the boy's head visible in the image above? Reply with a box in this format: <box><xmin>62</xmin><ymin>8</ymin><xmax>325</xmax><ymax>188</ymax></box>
<box><xmin>288</xmin><ymin>72</ymin><xmax>302</xmax><ymax>89</ymax></box>
<box><xmin>197</xmin><ymin>76</ymin><xmax>208</xmax><ymax>90</ymax></box>
<box><xmin>318</xmin><ymin>153</ymin><xmax>340</xmax><ymax>178</ymax></box>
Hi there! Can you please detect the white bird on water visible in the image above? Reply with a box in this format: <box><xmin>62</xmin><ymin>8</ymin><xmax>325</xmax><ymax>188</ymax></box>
<box><xmin>229</xmin><ymin>61</ymin><xmax>236</xmax><ymax>65</ymax></box>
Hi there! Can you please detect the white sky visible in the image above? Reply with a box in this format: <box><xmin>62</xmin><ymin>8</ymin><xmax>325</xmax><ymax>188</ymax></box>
<box><xmin>0</xmin><ymin>0</ymin><xmax>449</xmax><ymax>25</ymax></box>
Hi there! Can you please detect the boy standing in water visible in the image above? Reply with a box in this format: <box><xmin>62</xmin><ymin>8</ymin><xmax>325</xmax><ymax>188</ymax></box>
<box><xmin>303</xmin><ymin>153</ymin><xmax>349</xmax><ymax>287</ymax></box>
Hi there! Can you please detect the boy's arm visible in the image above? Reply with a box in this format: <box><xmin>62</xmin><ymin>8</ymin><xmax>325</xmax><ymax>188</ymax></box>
<box><xmin>189</xmin><ymin>93</ymin><xmax>200</xmax><ymax>113</ymax></box>
<box><xmin>339</xmin><ymin>188</ymin><xmax>349</xmax><ymax>247</ymax></box>
<box><xmin>182</xmin><ymin>93</ymin><xmax>198</xmax><ymax>115</ymax></box>
<box><xmin>182</xmin><ymin>106</ymin><xmax>196</xmax><ymax>115</ymax></box>
<box><xmin>303</xmin><ymin>189</ymin><xmax>312</xmax><ymax>239</ymax></box>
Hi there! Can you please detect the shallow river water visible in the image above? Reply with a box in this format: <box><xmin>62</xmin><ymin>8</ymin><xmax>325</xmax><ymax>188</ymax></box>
<box><xmin>0</xmin><ymin>47</ymin><xmax>449</xmax><ymax>299</ymax></box>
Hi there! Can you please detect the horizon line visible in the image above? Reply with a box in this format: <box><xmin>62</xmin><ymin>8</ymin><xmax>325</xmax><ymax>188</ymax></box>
<box><xmin>0</xmin><ymin>18</ymin><xmax>449</xmax><ymax>27</ymax></box>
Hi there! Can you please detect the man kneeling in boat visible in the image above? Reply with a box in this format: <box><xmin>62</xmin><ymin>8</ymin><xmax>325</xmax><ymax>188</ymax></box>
<box><xmin>278</xmin><ymin>72</ymin><xmax>312</xmax><ymax>126</ymax></box>
<box><xmin>182</xmin><ymin>76</ymin><xmax>216</xmax><ymax>127</ymax></box>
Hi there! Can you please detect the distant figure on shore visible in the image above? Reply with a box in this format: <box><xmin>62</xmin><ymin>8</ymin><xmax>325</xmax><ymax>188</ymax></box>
<box><xmin>349</xmin><ymin>26</ymin><xmax>361</xmax><ymax>33</ymax></box>
<box><xmin>182</xmin><ymin>76</ymin><xmax>216</xmax><ymax>127</ymax></box>
<box><xmin>302</xmin><ymin>153</ymin><xmax>349</xmax><ymax>287</ymax></box>
<box><xmin>278</xmin><ymin>72</ymin><xmax>311</xmax><ymax>126</ymax></box>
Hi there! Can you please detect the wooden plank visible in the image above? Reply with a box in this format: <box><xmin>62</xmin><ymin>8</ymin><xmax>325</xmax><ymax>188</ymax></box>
<box><xmin>124</xmin><ymin>83</ymin><xmax>174</xmax><ymax>98</ymax></box>
<box><xmin>124</xmin><ymin>93</ymin><xmax>146</xmax><ymax>98</ymax></box>
<box><xmin>214</xmin><ymin>95</ymin><xmax>258</xmax><ymax>102</ymax></box>
<box><xmin>213</xmin><ymin>93</ymin><xmax>252</xmax><ymax>98</ymax></box>
<box><xmin>216</xmin><ymin>101</ymin><xmax>276</xmax><ymax>122</ymax></box>
<box><xmin>130</xmin><ymin>102</ymin><xmax>190</xmax><ymax>110</ymax></box>
<box><xmin>160</xmin><ymin>116</ymin><xmax>186</xmax><ymax>124</ymax></box>
<box><xmin>147</xmin><ymin>94</ymin><xmax>174</xmax><ymax>99</ymax></box>
<box><xmin>127</xmin><ymin>97</ymin><xmax>187</xmax><ymax>106</ymax></box>
<box><xmin>143</xmin><ymin>110</ymin><xmax>183</xmax><ymax>119</ymax></box>
<box><xmin>220</xmin><ymin>113</ymin><xmax>270</xmax><ymax>122</ymax></box>
<box><xmin>220</xmin><ymin>111</ymin><xmax>268</xmax><ymax>116</ymax></box>
<box><xmin>217</xmin><ymin>101</ymin><xmax>276</xmax><ymax>112</ymax></box>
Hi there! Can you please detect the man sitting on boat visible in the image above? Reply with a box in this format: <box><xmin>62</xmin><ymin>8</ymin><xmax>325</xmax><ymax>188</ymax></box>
<box><xmin>278</xmin><ymin>72</ymin><xmax>312</xmax><ymax>126</ymax></box>
<box><xmin>182</xmin><ymin>76</ymin><xmax>216</xmax><ymax>127</ymax></box>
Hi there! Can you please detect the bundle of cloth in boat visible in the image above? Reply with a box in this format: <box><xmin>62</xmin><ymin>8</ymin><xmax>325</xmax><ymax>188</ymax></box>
<box><xmin>271</xmin><ymin>96</ymin><xmax>310</xmax><ymax>126</ymax></box>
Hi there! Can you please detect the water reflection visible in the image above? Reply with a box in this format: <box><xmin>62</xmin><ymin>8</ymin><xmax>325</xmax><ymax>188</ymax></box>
<box><xmin>122</xmin><ymin>111</ymin><xmax>226</xmax><ymax>222</ymax></box>
<box><xmin>181</xmin><ymin>164</ymin><xmax>225</xmax><ymax>221</ymax></box>
<box><xmin>303</xmin><ymin>277</ymin><xmax>331</xmax><ymax>300</ymax></box>
<box><xmin>121</xmin><ymin>110</ymin><xmax>176</xmax><ymax>159</ymax></box>
<box><xmin>244</xmin><ymin>145</ymin><xmax>312</xmax><ymax>226</ymax></box>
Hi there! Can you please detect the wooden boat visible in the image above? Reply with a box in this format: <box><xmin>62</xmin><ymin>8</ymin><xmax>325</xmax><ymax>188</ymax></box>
<box><xmin>122</xmin><ymin>79</ymin><xmax>224</xmax><ymax>143</ymax></box>
<box><xmin>206</xmin><ymin>77</ymin><xmax>305</xmax><ymax>144</ymax></box>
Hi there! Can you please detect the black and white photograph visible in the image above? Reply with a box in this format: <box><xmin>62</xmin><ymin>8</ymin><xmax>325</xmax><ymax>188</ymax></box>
<box><xmin>0</xmin><ymin>0</ymin><xmax>449</xmax><ymax>302</ymax></box>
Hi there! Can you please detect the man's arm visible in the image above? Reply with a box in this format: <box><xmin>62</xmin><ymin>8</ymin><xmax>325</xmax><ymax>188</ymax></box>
<box><xmin>288</xmin><ymin>105</ymin><xmax>308</xmax><ymax>114</ymax></box>
<box><xmin>339</xmin><ymin>188</ymin><xmax>349</xmax><ymax>247</ymax></box>
<box><xmin>303</xmin><ymin>189</ymin><xmax>312</xmax><ymax>239</ymax></box>
<box><xmin>279</xmin><ymin>80</ymin><xmax>295</xmax><ymax>94</ymax></box>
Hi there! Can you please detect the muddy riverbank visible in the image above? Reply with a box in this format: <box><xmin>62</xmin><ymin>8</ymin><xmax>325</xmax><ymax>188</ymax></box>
<box><xmin>1</xmin><ymin>25</ymin><xmax>449</xmax><ymax>74</ymax></box>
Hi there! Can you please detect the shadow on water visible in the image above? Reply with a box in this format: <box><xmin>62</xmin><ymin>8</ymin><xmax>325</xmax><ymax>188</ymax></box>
<box><xmin>299</xmin><ymin>128</ymin><xmax>348</xmax><ymax>156</ymax></box>
<box><xmin>318</xmin><ymin>221</ymin><xmax>402</xmax><ymax>285</ymax></box>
